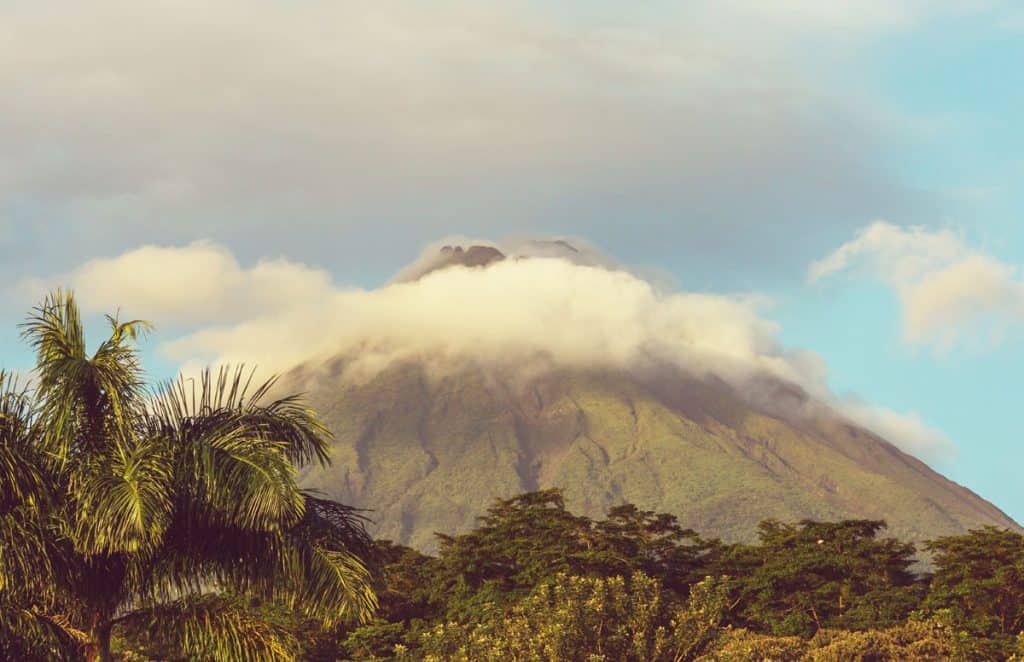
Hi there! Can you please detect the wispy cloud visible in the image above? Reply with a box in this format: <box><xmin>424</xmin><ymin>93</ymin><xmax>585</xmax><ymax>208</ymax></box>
<box><xmin>810</xmin><ymin>221</ymin><xmax>1024</xmax><ymax>350</ymax></box>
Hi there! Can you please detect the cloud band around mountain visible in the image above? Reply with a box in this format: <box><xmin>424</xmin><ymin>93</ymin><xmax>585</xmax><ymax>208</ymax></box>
<box><xmin>17</xmin><ymin>238</ymin><xmax>956</xmax><ymax>462</ymax></box>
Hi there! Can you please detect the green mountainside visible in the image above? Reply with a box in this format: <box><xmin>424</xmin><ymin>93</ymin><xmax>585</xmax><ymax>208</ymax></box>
<box><xmin>284</xmin><ymin>357</ymin><xmax>1019</xmax><ymax>553</ymax></box>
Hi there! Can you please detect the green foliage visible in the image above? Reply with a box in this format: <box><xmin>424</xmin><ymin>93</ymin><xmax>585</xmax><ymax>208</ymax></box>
<box><xmin>23</xmin><ymin>469</ymin><xmax>1015</xmax><ymax>662</ymax></box>
<box><xmin>370</xmin><ymin>540</ymin><xmax>437</xmax><ymax>623</ymax></box>
<box><xmin>596</xmin><ymin>503</ymin><xmax>714</xmax><ymax>595</ymax></box>
<box><xmin>720</xmin><ymin>519</ymin><xmax>922</xmax><ymax>637</ymax></box>
<box><xmin>804</xmin><ymin>618</ymin><xmax>958</xmax><ymax>661</ymax></box>
<box><xmin>336</xmin><ymin>540</ymin><xmax>439</xmax><ymax>660</ymax></box>
<box><xmin>342</xmin><ymin>621</ymin><xmax>412</xmax><ymax>661</ymax></box>
<box><xmin>297</xmin><ymin>489</ymin><xmax>1022</xmax><ymax>661</ymax></box>
<box><xmin>430</xmin><ymin>490</ymin><xmax>713</xmax><ymax>623</ymax></box>
<box><xmin>410</xmin><ymin>573</ymin><xmax>726</xmax><ymax>662</ymax></box>
<box><xmin>431</xmin><ymin>489</ymin><xmax>594</xmax><ymax>616</ymax></box>
<box><xmin>115</xmin><ymin>594</ymin><xmax>300</xmax><ymax>661</ymax></box>
<box><xmin>670</xmin><ymin>575</ymin><xmax>732</xmax><ymax>660</ymax></box>
<box><xmin>0</xmin><ymin>291</ymin><xmax>377</xmax><ymax>661</ymax></box>
<box><xmin>697</xmin><ymin>628</ymin><xmax>808</xmax><ymax>661</ymax></box>
<box><xmin>923</xmin><ymin>526</ymin><xmax>1024</xmax><ymax>659</ymax></box>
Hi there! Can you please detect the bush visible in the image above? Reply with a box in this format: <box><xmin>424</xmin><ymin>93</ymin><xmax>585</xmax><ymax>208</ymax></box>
<box><xmin>697</xmin><ymin>628</ymin><xmax>807</xmax><ymax>661</ymax></box>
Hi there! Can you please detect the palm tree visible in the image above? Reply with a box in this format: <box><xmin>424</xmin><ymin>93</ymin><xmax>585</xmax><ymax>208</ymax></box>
<box><xmin>0</xmin><ymin>291</ymin><xmax>377</xmax><ymax>661</ymax></box>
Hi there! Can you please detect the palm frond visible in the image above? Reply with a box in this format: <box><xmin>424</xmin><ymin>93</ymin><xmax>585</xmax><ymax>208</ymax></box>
<box><xmin>115</xmin><ymin>594</ymin><xmax>299</xmax><ymax>662</ymax></box>
<box><xmin>285</xmin><ymin>541</ymin><xmax>377</xmax><ymax>627</ymax></box>
<box><xmin>130</xmin><ymin>506</ymin><xmax>285</xmax><ymax>603</ymax></box>
<box><xmin>19</xmin><ymin>290</ymin><xmax>87</xmax><ymax>367</ymax></box>
<box><xmin>0</xmin><ymin>510</ymin><xmax>54</xmax><ymax>601</ymax></box>
<box><xmin>104</xmin><ymin>313</ymin><xmax>153</xmax><ymax>344</ymax></box>
<box><xmin>0</xmin><ymin>372</ymin><xmax>56</xmax><ymax>600</ymax></box>
<box><xmin>0</xmin><ymin>609</ymin><xmax>81</xmax><ymax>662</ymax></box>
<box><xmin>0</xmin><ymin>371</ymin><xmax>47</xmax><ymax>513</ymax></box>
<box><xmin>70</xmin><ymin>434</ymin><xmax>173</xmax><ymax>556</ymax></box>
<box><xmin>21</xmin><ymin>291</ymin><xmax>150</xmax><ymax>463</ymax></box>
<box><xmin>276</xmin><ymin>496</ymin><xmax>378</xmax><ymax>625</ymax></box>
<box><xmin>143</xmin><ymin>367</ymin><xmax>337</xmax><ymax>532</ymax></box>
<box><xmin>89</xmin><ymin>312</ymin><xmax>151</xmax><ymax>437</ymax></box>
<box><xmin>151</xmin><ymin>366</ymin><xmax>331</xmax><ymax>468</ymax></box>
<box><xmin>159</xmin><ymin>415</ymin><xmax>307</xmax><ymax>531</ymax></box>
<box><xmin>132</xmin><ymin>495</ymin><xmax>377</xmax><ymax>627</ymax></box>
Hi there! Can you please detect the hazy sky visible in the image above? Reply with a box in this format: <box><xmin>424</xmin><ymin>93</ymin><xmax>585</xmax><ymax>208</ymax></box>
<box><xmin>2</xmin><ymin>1</ymin><xmax>1022</xmax><ymax>520</ymax></box>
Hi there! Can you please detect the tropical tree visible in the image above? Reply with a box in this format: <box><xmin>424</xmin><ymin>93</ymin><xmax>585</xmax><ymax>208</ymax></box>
<box><xmin>720</xmin><ymin>519</ymin><xmax>922</xmax><ymax>637</ymax></box>
<box><xmin>0</xmin><ymin>291</ymin><xmax>377</xmax><ymax>661</ymax></box>
<box><xmin>594</xmin><ymin>503</ymin><xmax>712</xmax><ymax>596</ymax></box>
<box><xmin>924</xmin><ymin>526</ymin><xmax>1024</xmax><ymax>658</ymax></box>
<box><xmin>427</xmin><ymin>489</ymin><xmax>720</xmax><ymax>629</ymax></box>
<box><xmin>0</xmin><ymin>369</ymin><xmax>75</xmax><ymax>660</ymax></box>
<box><xmin>430</xmin><ymin>489</ymin><xmax>596</xmax><ymax>620</ymax></box>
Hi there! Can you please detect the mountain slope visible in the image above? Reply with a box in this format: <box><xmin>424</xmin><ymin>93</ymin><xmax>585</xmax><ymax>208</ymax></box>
<box><xmin>286</xmin><ymin>357</ymin><xmax>1019</xmax><ymax>552</ymax></box>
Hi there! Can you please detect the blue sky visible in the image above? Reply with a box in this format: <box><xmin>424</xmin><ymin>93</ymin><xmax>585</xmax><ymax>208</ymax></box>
<box><xmin>1</xmin><ymin>1</ymin><xmax>1022</xmax><ymax>520</ymax></box>
<box><xmin>802</xmin><ymin>8</ymin><xmax>1024</xmax><ymax>517</ymax></box>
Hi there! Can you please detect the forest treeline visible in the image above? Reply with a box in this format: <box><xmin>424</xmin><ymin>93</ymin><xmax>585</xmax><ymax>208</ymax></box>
<box><xmin>121</xmin><ymin>489</ymin><xmax>1024</xmax><ymax>661</ymax></box>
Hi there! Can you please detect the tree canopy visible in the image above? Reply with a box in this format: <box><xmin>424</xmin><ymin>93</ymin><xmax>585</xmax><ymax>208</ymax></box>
<box><xmin>336</xmin><ymin>491</ymin><xmax>1024</xmax><ymax>661</ymax></box>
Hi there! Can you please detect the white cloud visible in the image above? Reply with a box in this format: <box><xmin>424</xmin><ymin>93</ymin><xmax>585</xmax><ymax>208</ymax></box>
<box><xmin>838</xmin><ymin>398</ymin><xmax>954</xmax><ymax>462</ymax></box>
<box><xmin>810</xmin><ymin>221</ymin><xmax>1024</xmax><ymax>349</ymax></box>
<box><xmin>161</xmin><ymin>255</ymin><xmax>801</xmax><ymax>385</ymax></box>
<box><xmin>23</xmin><ymin>238</ymin><xmax>957</xmax><ymax>461</ymax></box>
<box><xmin>19</xmin><ymin>241</ymin><xmax>335</xmax><ymax>326</ymax></box>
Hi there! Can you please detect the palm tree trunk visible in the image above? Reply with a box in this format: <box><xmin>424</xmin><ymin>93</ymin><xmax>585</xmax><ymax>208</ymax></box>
<box><xmin>83</xmin><ymin>623</ymin><xmax>112</xmax><ymax>662</ymax></box>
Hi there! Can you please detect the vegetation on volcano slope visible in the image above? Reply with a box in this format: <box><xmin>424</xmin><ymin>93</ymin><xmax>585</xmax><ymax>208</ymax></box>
<box><xmin>286</xmin><ymin>358</ymin><xmax>1019</xmax><ymax>553</ymax></box>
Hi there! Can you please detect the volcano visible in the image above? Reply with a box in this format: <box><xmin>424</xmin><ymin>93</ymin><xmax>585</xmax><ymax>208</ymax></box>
<box><xmin>278</xmin><ymin>244</ymin><xmax>1019</xmax><ymax>552</ymax></box>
